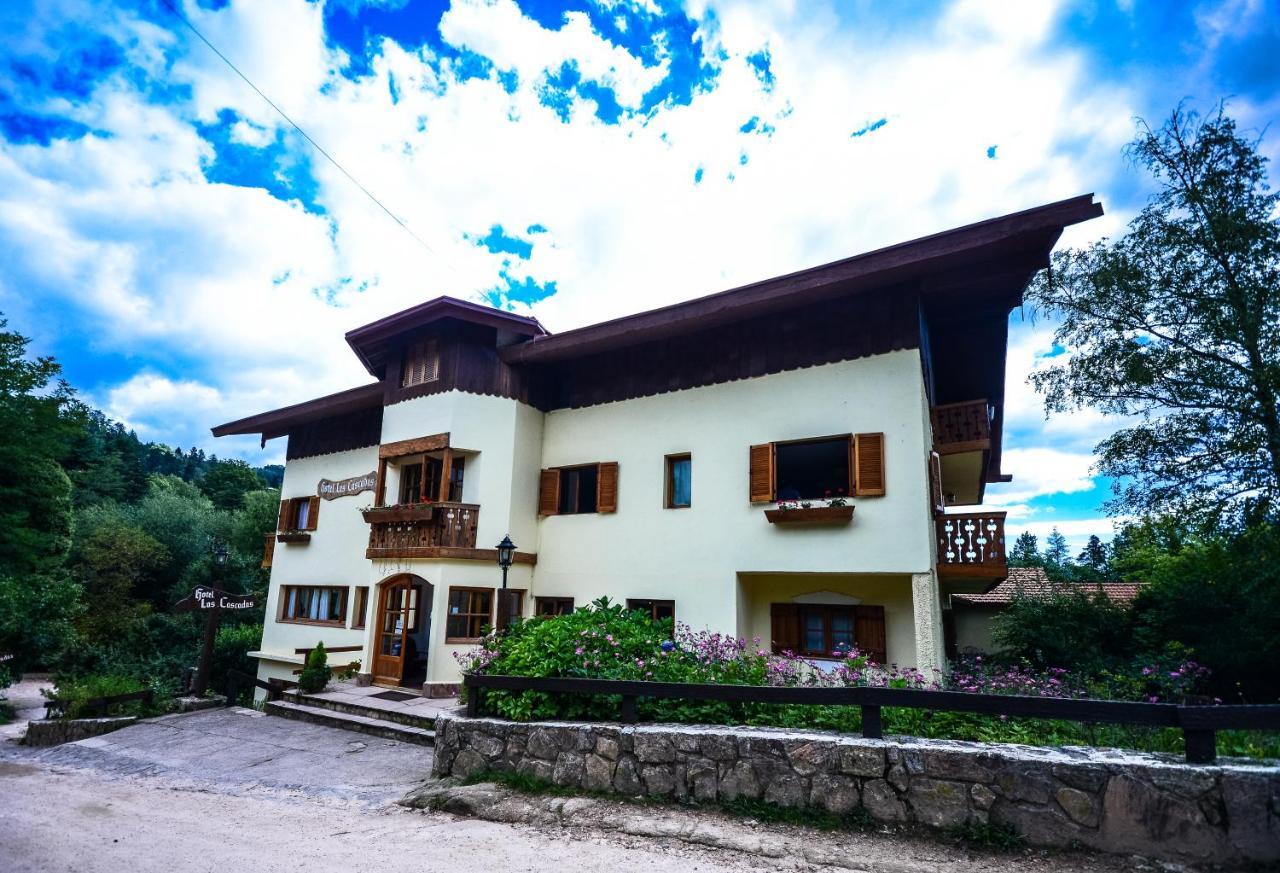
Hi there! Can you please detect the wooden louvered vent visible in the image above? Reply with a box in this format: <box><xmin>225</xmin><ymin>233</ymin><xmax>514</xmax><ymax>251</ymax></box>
<box><xmin>401</xmin><ymin>339</ymin><xmax>440</xmax><ymax>388</ymax></box>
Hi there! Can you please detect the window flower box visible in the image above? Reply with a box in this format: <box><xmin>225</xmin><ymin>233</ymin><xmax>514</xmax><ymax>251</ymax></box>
<box><xmin>361</xmin><ymin>503</ymin><xmax>435</xmax><ymax>524</ymax></box>
<box><xmin>764</xmin><ymin>505</ymin><xmax>855</xmax><ymax>525</ymax></box>
<box><xmin>276</xmin><ymin>531</ymin><xmax>312</xmax><ymax>544</ymax></box>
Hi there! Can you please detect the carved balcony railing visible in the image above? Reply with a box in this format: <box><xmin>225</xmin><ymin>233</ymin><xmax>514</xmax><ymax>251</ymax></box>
<box><xmin>930</xmin><ymin>399</ymin><xmax>992</xmax><ymax>454</ymax></box>
<box><xmin>936</xmin><ymin>511</ymin><xmax>1006</xmax><ymax>578</ymax></box>
<box><xmin>365</xmin><ymin>501</ymin><xmax>479</xmax><ymax>559</ymax></box>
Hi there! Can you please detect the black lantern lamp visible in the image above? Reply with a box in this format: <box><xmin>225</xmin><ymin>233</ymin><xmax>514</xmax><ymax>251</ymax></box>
<box><xmin>495</xmin><ymin>534</ymin><xmax>516</xmax><ymax>589</ymax></box>
<box><xmin>212</xmin><ymin>540</ymin><xmax>229</xmax><ymax>567</ymax></box>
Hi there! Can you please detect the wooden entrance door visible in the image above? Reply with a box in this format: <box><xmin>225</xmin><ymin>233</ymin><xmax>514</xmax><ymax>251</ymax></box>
<box><xmin>372</xmin><ymin>577</ymin><xmax>419</xmax><ymax>685</ymax></box>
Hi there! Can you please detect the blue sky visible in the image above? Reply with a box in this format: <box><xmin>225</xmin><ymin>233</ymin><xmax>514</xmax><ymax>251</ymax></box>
<box><xmin>1</xmin><ymin>0</ymin><xmax>1277</xmax><ymax>552</ymax></box>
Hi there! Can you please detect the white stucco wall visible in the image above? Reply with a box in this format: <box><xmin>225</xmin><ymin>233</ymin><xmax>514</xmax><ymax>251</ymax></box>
<box><xmin>533</xmin><ymin>349</ymin><xmax>935</xmax><ymax>634</ymax></box>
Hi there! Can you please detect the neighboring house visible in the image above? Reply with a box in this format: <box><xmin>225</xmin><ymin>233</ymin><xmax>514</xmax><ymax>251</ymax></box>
<box><xmin>947</xmin><ymin>567</ymin><xmax>1143</xmax><ymax>657</ymax></box>
<box><xmin>213</xmin><ymin>195</ymin><xmax>1103</xmax><ymax>697</ymax></box>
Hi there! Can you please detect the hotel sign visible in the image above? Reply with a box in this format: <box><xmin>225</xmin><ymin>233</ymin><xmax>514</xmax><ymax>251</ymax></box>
<box><xmin>318</xmin><ymin>471</ymin><xmax>378</xmax><ymax>501</ymax></box>
<box><xmin>175</xmin><ymin>585</ymin><xmax>257</xmax><ymax>612</ymax></box>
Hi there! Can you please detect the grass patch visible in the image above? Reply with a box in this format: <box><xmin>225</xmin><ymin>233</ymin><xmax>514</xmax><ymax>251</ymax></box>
<box><xmin>0</xmin><ymin>701</ymin><xmax>14</xmax><ymax>725</ymax></box>
<box><xmin>946</xmin><ymin>819</ymin><xmax>1025</xmax><ymax>851</ymax></box>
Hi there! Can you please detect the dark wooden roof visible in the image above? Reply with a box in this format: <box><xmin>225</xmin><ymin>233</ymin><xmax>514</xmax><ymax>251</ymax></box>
<box><xmin>501</xmin><ymin>194</ymin><xmax>1102</xmax><ymax>364</ymax></box>
<box><xmin>346</xmin><ymin>296</ymin><xmax>547</xmax><ymax>376</ymax></box>
<box><xmin>211</xmin><ymin>382</ymin><xmax>383</xmax><ymax>440</ymax></box>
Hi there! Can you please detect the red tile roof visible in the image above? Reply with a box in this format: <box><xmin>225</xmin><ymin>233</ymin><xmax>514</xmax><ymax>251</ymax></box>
<box><xmin>952</xmin><ymin>567</ymin><xmax>1142</xmax><ymax>606</ymax></box>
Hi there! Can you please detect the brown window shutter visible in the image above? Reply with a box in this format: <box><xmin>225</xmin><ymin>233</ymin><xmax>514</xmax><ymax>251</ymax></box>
<box><xmin>770</xmin><ymin>602</ymin><xmax>801</xmax><ymax>654</ymax></box>
<box><xmin>854</xmin><ymin>432</ymin><xmax>886</xmax><ymax>497</ymax></box>
<box><xmin>854</xmin><ymin>605</ymin><xmax>887</xmax><ymax>664</ymax></box>
<box><xmin>277</xmin><ymin>500</ymin><xmax>290</xmax><ymax>532</ymax></box>
<box><xmin>749</xmin><ymin>443</ymin><xmax>774</xmax><ymax>503</ymax></box>
<box><xmin>305</xmin><ymin>496</ymin><xmax>320</xmax><ymax>530</ymax></box>
<box><xmin>261</xmin><ymin>532</ymin><xmax>275</xmax><ymax>568</ymax></box>
<box><xmin>496</xmin><ymin>589</ymin><xmax>521</xmax><ymax>631</ymax></box>
<box><xmin>596</xmin><ymin>462</ymin><xmax>619</xmax><ymax>513</ymax></box>
<box><xmin>538</xmin><ymin>469</ymin><xmax>560</xmax><ymax>516</ymax></box>
<box><xmin>928</xmin><ymin>450</ymin><xmax>944</xmax><ymax>515</ymax></box>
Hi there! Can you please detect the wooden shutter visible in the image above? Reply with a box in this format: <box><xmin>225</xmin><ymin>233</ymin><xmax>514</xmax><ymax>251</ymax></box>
<box><xmin>770</xmin><ymin>603</ymin><xmax>801</xmax><ymax>655</ymax></box>
<box><xmin>854</xmin><ymin>432</ymin><xmax>886</xmax><ymax>497</ymax></box>
<box><xmin>928</xmin><ymin>450</ymin><xmax>944</xmax><ymax>515</ymax></box>
<box><xmin>749</xmin><ymin>443</ymin><xmax>774</xmax><ymax>503</ymax></box>
<box><xmin>596</xmin><ymin>462</ymin><xmax>619</xmax><ymax>513</ymax></box>
<box><xmin>854</xmin><ymin>605</ymin><xmax>887</xmax><ymax>664</ymax></box>
<box><xmin>538</xmin><ymin>469</ymin><xmax>560</xmax><ymax>516</ymax></box>
<box><xmin>261</xmin><ymin>533</ymin><xmax>275</xmax><ymax>568</ymax></box>
<box><xmin>277</xmin><ymin>500</ymin><xmax>290</xmax><ymax>532</ymax></box>
<box><xmin>305</xmin><ymin>496</ymin><xmax>320</xmax><ymax>531</ymax></box>
<box><xmin>496</xmin><ymin>589</ymin><xmax>521</xmax><ymax>631</ymax></box>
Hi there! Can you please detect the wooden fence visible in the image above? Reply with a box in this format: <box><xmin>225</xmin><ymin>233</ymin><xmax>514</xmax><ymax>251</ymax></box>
<box><xmin>463</xmin><ymin>674</ymin><xmax>1280</xmax><ymax>765</ymax></box>
<box><xmin>224</xmin><ymin>669</ymin><xmax>295</xmax><ymax>704</ymax></box>
<box><xmin>43</xmin><ymin>688</ymin><xmax>154</xmax><ymax>720</ymax></box>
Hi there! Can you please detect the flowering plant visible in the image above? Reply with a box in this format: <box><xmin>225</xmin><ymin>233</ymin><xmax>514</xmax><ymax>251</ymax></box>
<box><xmin>824</xmin><ymin>488</ymin><xmax>849</xmax><ymax>508</ymax></box>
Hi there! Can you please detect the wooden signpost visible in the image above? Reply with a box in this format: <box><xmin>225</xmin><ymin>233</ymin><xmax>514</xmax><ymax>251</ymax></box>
<box><xmin>176</xmin><ymin>585</ymin><xmax>257</xmax><ymax>698</ymax></box>
<box><xmin>317</xmin><ymin>471</ymin><xmax>378</xmax><ymax>501</ymax></box>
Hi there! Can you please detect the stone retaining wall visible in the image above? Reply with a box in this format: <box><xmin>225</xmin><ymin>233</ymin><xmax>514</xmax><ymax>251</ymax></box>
<box><xmin>433</xmin><ymin>713</ymin><xmax>1280</xmax><ymax>865</ymax></box>
<box><xmin>23</xmin><ymin>716</ymin><xmax>137</xmax><ymax>747</ymax></box>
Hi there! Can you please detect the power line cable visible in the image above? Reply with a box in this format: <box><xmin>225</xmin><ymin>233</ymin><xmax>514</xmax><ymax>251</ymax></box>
<box><xmin>157</xmin><ymin>0</ymin><xmax>444</xmax><ymax>260</ymax></box>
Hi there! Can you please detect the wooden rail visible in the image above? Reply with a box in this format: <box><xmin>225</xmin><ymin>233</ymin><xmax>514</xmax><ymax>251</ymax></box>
<box><xmin>43</xmin><ymin>688</ymin><xmax>154</xmax><ymax>720</ymax></box>
<box><xmin>936</xmin><ymin>511</ymin><xmax>1006</xmax><ymax>572</ymax></box>
<box><xmin>462</xmin><ymin>673</ymin><xmax>1280</xmax><ymax>765</ymax></box>
<box><xmin>224</xmin><ymin>669</ymin><xmax>295</xmax><ymax>704</ymax></box>
<box><xmin>366</xmin><ymin>501</ymin><xmax>479</xmax><ymax>558</ymax></box>
<box><xmin>931</xmin><ymin>399</ymin><xmax>992</xmax><ymax>453</ymax></box>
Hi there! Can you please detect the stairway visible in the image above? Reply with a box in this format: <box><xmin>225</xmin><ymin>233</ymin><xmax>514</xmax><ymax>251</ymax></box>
<box><xmin>266</xmin><ymin>690</ymin><xmax>437</xmax><ymax>746</ymax></box>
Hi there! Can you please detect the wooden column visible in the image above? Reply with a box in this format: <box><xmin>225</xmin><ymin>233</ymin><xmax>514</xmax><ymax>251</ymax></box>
<box><xmin>438</xmin><ymin>448</ymin><xmax>453</xmax><ymax>502</ymax></box>
<box><xmin>419</xmin><ymin>457</ymin><xmax>428</xmax><ymax>503</ymax></box>
<box><xmin>374</xmin><ymin>458</ymin><xmax>388</xmax><ymax>507</ymax></box>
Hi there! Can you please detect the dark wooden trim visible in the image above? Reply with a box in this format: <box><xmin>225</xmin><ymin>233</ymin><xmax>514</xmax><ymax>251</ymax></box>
<box><xmin>212</xmin><ymin>383</ymin><xmax>383</xmax><ymax>439</ymax></box>
<box><xmin>764</xmin><ymin>506</ymin><xmax>854</xmax><ymax>525</ymax></box>
<box><xmin>365</xmin><ymin>546</ymin><xmax>536</xmax><ymax>564</ymax></box>
<box><xmin>293</xmin><ymin>645</ymin><xmax>363</xmax><ymax>655</ymax></box>
<box><xmin>379</xmin><ymin>432</ymin><xmax>450</xmax><ymax>458</ymax></box>
<box><xmin>275</xmin><ymin>532</ymin><xmax>312</xmax><ymax>544</ymax></box>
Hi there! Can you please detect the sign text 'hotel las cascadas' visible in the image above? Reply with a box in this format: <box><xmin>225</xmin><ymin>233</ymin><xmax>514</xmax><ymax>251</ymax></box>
<box><xmin>317</xmin><ymin>471</ymin><xmax>378</xmax><ymax>501</ymax></box>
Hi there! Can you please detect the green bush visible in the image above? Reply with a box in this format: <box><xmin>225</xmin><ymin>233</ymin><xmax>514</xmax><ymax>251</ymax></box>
<box><xmin>297</xmin><ymin>642</ymin><xmax>331</xmax><ymax>694</ymax></box>
<box><xmin>43</xmin><ymin>673</ymin><xmax>158</xmax><ymax>719</ymax></box>
<box><xmin>991</xmin><ymin>586</ymin><xmax>1133</xmax><ymax>673</ymax></box>
<box><xmin>211</xmin><ymin>622</ymin><xmax>262</xmax><ymax>703</ymax></box>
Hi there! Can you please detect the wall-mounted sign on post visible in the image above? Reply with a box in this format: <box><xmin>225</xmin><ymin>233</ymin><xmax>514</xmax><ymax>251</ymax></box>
<box><xmin>317</xmin><ymin>471</ymin><xmax>378</xmax><ymax>501</ymax></box>
<box><xmin>175</xmin><ymin>585</ymin><xmax>257</xmax><ymax>612</ymax></box>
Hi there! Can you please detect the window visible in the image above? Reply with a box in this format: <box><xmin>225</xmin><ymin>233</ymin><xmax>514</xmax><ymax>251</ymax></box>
<box><xmin>539</xmin><ymin>462</ymin><xmax>619</xmax><ymax>515</ymax></box>
<box><xmin>446</xmin><ymin>587</ymin><xmax>493</xmax><ymax>642</ymax></box>
<box><xmin>535</xmin><ymin>596</ymin><xmax>575</xmax><ymax>617</ymax></box>
<box><xmin>627</xmin><ymin>599</ymin><xmax>675</xmax><ymax>624</ymax></box>
<box><xmin>495</xmin><ymin>589</ymin><xmax>525</xmax><ymax>631</ymax></box>
<box><xmin>748</xmin><ymin>433</ymin><xmax>885</xmax><ymax>503</ymax></box>
<box><xmin>352</xmin><ymin>586</ymin><xmax>370</xmax><ymax>629</ymax></box>
<box><xmin>398</xmin><ymin>462</ymin><xmax>423</xmax><ymax>504</ymax></box>
<box><xmin>770</xmin><ymin>603</ymin><xmax>886</xmax><ymax>663</ymax></box>
<box><xmin>280</xmin><ymin>586</ymin><xmax>347</xmax><ymax>625</ymax></box>
<box><xmin>401</xmin><ymin>338</ymin><xmax>440</xmax><ymax>388</ymax></box>
<box><xmin>559</xmin><ymin>465</ymin><xmax>598</xmax><ymax>514</ymax></box>
<box><xmin>448</xmin><ymin>456</ymin><xmax>465</xmax><ymax>502</ymax></box>
<box><xmin>665</xmin><ymin>454</ymin><xmax>691</xmax><ymax>508</ymax></box>
<box><xmin>774</xmin><ymin>437</ymin><xmax>850</xmax><ymax>501</ymax></box>
<box><xmin>277</xmin><ymin>497</ymin><xmax>319</xmax><ymax>532</ymax></box>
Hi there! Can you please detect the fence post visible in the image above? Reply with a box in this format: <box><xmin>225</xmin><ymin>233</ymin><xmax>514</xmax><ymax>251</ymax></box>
<box><xmin>1184</xmin><ymin>728</ymin><xmax>1216</xmax><ymax>765</ymax></box>
<box><xmin>620</xmin><ymin>695</ymin><xmax>637</xmax><ymax>724</ymax></box>
<box><xmin>861</xmin><ymin>704</ymin><xmax>883</xmax><ymax>739</ymax></box>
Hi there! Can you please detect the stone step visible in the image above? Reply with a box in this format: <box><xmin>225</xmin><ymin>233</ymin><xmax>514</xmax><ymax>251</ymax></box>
<box><xmin>280</xmin><ymin>690</ymin><xmax>438</xmax><ymax>731</ymax></box>
<box><xmin>265</xmin><ymin>700</ymin><xmax>435</xmax><ymax>746</ymax></box>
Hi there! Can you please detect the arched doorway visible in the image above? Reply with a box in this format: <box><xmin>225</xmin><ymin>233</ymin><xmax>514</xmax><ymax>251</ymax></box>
<box><xmin>371</xmin><ymin>574</ymin><xmax>433</xmax><ymax>687</ymax></box>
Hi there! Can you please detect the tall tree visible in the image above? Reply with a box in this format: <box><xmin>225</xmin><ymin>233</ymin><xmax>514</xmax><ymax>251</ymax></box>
<box><xmin>1075</xmin><ymin>535</ymin><xmax>1112</xmax><ymax>583</ymax></box>
<box><xmin>1044</xmin><ymin>528</ymin><xmax>1072</xmax><ymax>571</ymax></box>
<box><xmin>1028</xmin><ymin>105</ymin><xmax>1280</xmax><ymax>521</ymax></box>
<box><xmin>1007</xmin><ymin>531</ymin><xmax>1043</xmax><ymax>567</ymax></box>
<box><xmin>198</xmin><ymin>459</ymin><xmax>265</xmax><ymax>511</ymax></box>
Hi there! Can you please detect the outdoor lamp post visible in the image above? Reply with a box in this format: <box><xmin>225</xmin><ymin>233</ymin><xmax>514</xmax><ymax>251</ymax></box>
<box><xmin>496</xmin><ymin>534</ymin><xmax>516</xmax><ymax>588</ymax></box>
<box><xmin>191</xmin><ymin>539</ymin><xmax>230</xmax><ymax>698</ymax></box>
<box><xmin>495</xmin><ymin>535</ymin><xmax>517</xmax><ymax>631</ymax></box>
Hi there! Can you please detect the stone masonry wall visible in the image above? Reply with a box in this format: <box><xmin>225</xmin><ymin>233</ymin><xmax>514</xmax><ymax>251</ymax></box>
<box><xmin>23</xmin><ymin>716</ymin><xmax>137</xmax><ymax>747</ymax></box>
<box><xmin>433</xmin><ymin>714</ymin><xmax>1280</xmax><ymax>865</ymax></box>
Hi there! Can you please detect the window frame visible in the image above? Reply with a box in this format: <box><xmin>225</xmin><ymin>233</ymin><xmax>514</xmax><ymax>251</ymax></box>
<box><xmin>664</xmin><ymin>453</ymin><xmax>692</xmax><ymax>509</ymax></box>
<box><xmin>445</xmin><ymin>586</ymin><xmax>494</xmax><ymax>643</ymax></box>
<box><xmin>558</xmin><ymin>464</ymin><xmax>599</xmax><ymax>515</ymax></box>
<box><xmin>626</xmin><ymin>598</ymin><xmax>675</xmax><ymax>624</ymax></box>
<box><xmin>279</xmin><ymin>585</ymin><xmax>348</xmax><ymax>627</ymax></box>
<box><xmin>772</xmin><ymin>433</ymin><xmax>852</xmax><ymax>502</ymax></box>
<box><xmin>795</xmin><ymin>604</ymin><xmax>857</xmax><ymax>658</ymax></box>
<box><xmin>534</xmin><ymin>596</ymin><xmax>575</xmax><ymax>617</ymax></box>
<box><xmin>351</xmin><ymin>586</ymin><xmax>370</xmax><ymax>629</ymax></box>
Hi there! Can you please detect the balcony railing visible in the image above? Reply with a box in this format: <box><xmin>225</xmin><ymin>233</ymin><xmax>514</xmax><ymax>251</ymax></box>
<box><xmin>931</xmin><ymin>399</ymin><xmax>992</xmax><ymax>453</ymax></box>
<box><xmin>936</xmin><ymin>511</ymin><xmax>1006</xmax><ymax>576</ymax></box>
<box><xmin>365</xmin><ymin>501</ymin><xmax>479</xmax><ymax>558</ymax></box>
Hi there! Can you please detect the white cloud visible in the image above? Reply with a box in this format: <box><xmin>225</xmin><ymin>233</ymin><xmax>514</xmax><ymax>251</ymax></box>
<box><xmin>984</xmin><ymin>447</ymin><xmax>1097</xmax><ymax>507</ymax></box>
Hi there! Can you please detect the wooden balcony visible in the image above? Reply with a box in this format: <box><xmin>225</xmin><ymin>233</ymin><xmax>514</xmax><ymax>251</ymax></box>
<box><xmin>931</xmin><ymin>399</ymin><xmax>992</xmax><ymax>454</ymax></box>
<box><xmin>936</xmin><ymin>511</ymin><xmax>1007</xmax><ymax>583</ymax></box>
<box><xmin>365</xmin><ymin>501</ymin><xmax>479</xmax><ymax>559</ymax></box>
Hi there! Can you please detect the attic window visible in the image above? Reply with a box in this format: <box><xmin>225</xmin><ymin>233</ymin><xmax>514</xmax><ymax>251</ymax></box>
<box><xmin>401</xmin><ymin>339</ymin><xmax>440</xmax><ymax>388</ymax></box>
